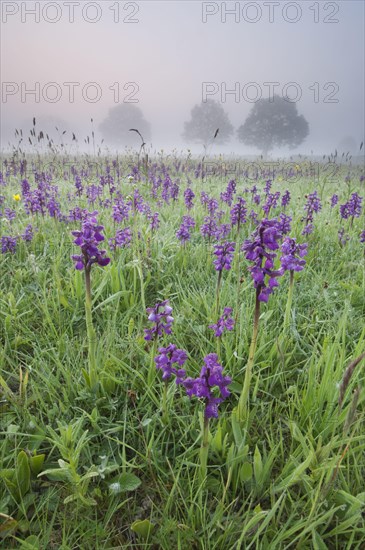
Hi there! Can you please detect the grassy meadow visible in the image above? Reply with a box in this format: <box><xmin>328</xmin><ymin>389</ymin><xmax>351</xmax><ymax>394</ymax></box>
<box><xmin>0</xmin><ymin>152</ymin><xmax>364</xmax><ymax>549</ymax></box>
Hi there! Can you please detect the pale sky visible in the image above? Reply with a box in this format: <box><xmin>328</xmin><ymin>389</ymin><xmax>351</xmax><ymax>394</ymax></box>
<box><xmin>1</xmin><ymin>0</ymin><xmax>364</xmax><ymax>155</ymax></box>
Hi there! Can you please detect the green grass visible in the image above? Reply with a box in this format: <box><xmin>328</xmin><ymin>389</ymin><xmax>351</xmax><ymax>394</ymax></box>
<box><xmin>0</xmin><ymin>155</ymin><xmax>364</xmax><ymax>549</ymax></box>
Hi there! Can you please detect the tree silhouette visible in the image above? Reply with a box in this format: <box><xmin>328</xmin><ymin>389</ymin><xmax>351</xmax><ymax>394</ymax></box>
<box><xmin>237</xmin><ymin>96</ymin><xmax>309</xmax><ymax>157</ymax></box>
<box><xmin>182</xmin><ymin>100</ymin><xmax>234</xmax><ymax>149</ymax></box>
<box><xmin>99</xmin><ymin>104</ymin><xmax>151</xmax><ymax>148</ymax></box>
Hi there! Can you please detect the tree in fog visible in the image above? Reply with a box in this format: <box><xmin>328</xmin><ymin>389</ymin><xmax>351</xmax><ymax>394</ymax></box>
<box><xmin>237</xmin><ymin>96</ymin><xmax>309</xmax><ymax>157</ymax></box>
<box><xmin>99</xmin><ymin>104</ymin><xmax>151</xmax><ymax>148</ymax></box>
<box><xmin>182</xmin><ymin>100</ymin><xmax>234</xmax><ymax>149</ymax></box>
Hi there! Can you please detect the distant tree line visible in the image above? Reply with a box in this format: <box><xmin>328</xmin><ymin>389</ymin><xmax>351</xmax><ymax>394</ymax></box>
<box><xmin>98</xmin><ymin>97</ymin><xmax>310</xmax><ymax>157</ymax></box>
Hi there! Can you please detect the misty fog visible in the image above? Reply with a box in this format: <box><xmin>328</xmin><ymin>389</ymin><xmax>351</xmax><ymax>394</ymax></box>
<box><xmin>1</xmin><ymin>0</ymin><xmax>364</xmax><ymax>158</ymax></box>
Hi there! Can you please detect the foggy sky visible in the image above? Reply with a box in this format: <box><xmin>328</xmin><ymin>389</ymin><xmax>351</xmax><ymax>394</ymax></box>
<box><xmin>1</xmin><ymin>0</ymin><xmax>364</xmax><ymax>156</ymax></box>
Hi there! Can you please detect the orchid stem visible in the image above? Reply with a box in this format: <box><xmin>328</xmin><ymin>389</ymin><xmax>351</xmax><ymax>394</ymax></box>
<box><xmin>85</xmin><ymin>267</ymin><xmax>97</xmax><ymax>390</ymax></box>
<box><xmin>237</xmin><ymin>289</ymin><xmax>261</xmax><ymax>422</ymax></box>
<box><xmin>148</xmin><ymin>338</ymin><xmax>158</xmax><ymax>386</ymax></box>
<box><xmin>199</xmin><ymin>415</ymin><xmax>210</xmax><ymax>483</ymax></box>
<box><xmin>216</xmin><ymin>271</ymin><xmax>222</xmax><ymax>317</ymax></box>
<box><xmin>283</xmin><ymin>270</ymin><xmax>294</xmax><ymax>332</ymax></box>
<box><xmin>162</xmin><ymin>381</ymin><xmax>169</xmax><ymax>425</ymax></box>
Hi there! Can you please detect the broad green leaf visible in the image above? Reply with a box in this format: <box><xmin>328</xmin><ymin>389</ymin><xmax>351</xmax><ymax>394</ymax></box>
<box><xmin>231</xmin><ymin>408</ymin><xmax>245</xmax><ymax>446</ymax></box>
<box><xmin>76</xmin><ymin>493</ymin><xmax>97</xmax><ymax>507</ymax></box>
<box><xmin>80</xmin><ymin>471</ymin><xmax>99</xmax><ymax>483</ymax></box>
<box><xmin>253</xmin><ymin>445</ymin><xmax>263</xmax><ymax>485</ymax></box>
<box><xmin>3</xmin><ymin>477</ymin><xmax>20</xmax><ymax>501</ymax></box>
<box><xmin>211</xmin><ymin>421</ymin><xmax>225</xmax><ymax>454</ymax></box>
<box><xmin>16</xmin><ymin>451</ymin><xmax>31</xmax><ymax>498</ymax></box>
<box><xmin>115</xmin><ymin>472</ymin><xmax>141</xmax><ymax>492</ymax></box>
<box><xmin>131</xmin><ymin>519</ymin><xmax>154</xmax><ymax>540</ymax></box>
<box><xmin>240</xmin><ymin>462</ymin><xmax>253</xmax><ymax>482</ymax></box>
<box><xmin>38</xmin><ymin>468</ymin><xmax>73</xmax><ymax>482</ymax></box>
<box><xmin>29</xmin><ymin>454</ymin><xmax>45</xmax><ymax>476</ymax></box>
<box><xmin>0</xmin><ymin>468</ymin><xmax>15</xmax><ymax>481</ymax></box>
<box><xmin>17</xmin><ymin>535</ymin><xmax>40</xmax><ymax>549</ymax></box>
